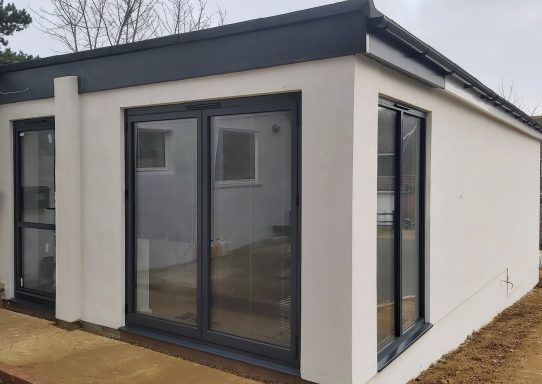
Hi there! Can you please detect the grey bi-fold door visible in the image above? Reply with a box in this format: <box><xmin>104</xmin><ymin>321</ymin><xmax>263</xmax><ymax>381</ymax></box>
<box><xmin>125</xmin><ymin>94</ymin><xmax>300</xmax><ymax>366</ymax></box>
<box><xmin>14</xmin><ymin>118</ymin><xmax>56</xmax><ymax>306</ymax></box>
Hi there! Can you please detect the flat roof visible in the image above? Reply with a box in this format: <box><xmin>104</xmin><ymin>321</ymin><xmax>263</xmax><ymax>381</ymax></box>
<box><xmin>0</xmin><ymin>0</ymin><xmax>539</xmax><ymax>133</ymax></box>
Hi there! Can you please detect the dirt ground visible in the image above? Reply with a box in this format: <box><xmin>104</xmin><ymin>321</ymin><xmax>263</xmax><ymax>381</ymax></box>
<box><xmin>411</xmin><ymin>278</ymin><xmax>542</xmax><ymax>384</ymax></box>
<box><xmin>0</xmin><ymin>309</ymin><xmax>257</xmax><ymax>384</ymax></box>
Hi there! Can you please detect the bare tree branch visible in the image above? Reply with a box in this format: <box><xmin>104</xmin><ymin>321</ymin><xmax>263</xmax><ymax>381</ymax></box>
<box><xmin>498</xmin><ymin>78</ymin><xmax>541</xmax><ymax>117</ymax></box>
<box><xmin>32</xmin><ymin>0</ymin><xmax>226</xmax><ymax>53</ymax></box>
<box><xmin>33</xmin><ymin>0</ymin><xmax>227</xmax><ymax>52</ymax></box>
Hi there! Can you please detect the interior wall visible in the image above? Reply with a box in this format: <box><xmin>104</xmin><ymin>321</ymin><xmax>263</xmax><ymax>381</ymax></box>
<box><xmin>0</xmin><ymin>99</ymin><xmax>54</xmax><ymax>301</ymax></box>
<box><xmin>353</xmin><ymin>55</ymin><xmax>540</xmax><ymax>384</ymax></box>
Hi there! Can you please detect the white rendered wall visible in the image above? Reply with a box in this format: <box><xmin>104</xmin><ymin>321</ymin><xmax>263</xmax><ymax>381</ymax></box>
<box><xmin>0</xmin><ymin>58</ymin><xmax>357</xmax><ymax>384</ymax></box>
<box><xmin>0</xmin><ymin>54</ymin><xmax>539</xmax><ymax>384</ymax></box>
<box><xmin>54</xmin><ymin>76</ymin><xmax>83</xmax><ymax>323</ymax></box>
<box><xmin>76</xmin><ymin>57</ymin><xmax>356</xmax><ymax>383</ymax></box>
<box><xmin>353</xmin><ymin>55</ymin><xmax>540</xmax><ymax>384</ymax></box>
<box><xmin>0</xmin><ymin>99</ymin><xmax>54</xmax><ymax>300</ymax></box>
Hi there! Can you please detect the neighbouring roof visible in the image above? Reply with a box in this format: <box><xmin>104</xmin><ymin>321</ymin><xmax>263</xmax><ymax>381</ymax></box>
<box><xmin>0</xmin><ymin>0</ymin><xmax>539</xmax><ymax>133</ymax></box>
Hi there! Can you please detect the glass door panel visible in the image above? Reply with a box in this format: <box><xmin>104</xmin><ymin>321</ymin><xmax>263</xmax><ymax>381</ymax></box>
<box><xmin>134</xmin><ymin>118</ymin><xmax>199</xmax><ymax>326</ymax></box>
<box><xmin>21</xmin><ymin>130</ymin><xmax>55</xmax><ymax>224</ymax></box>
<box><xmin>210</xmin><ymin>111</ymin><xmax>293</xmax><ymax>348</ymax></box>
<box><xmin>400</xmin><ymin>114</ymin><xmax>422</xmax><ymax>331</ymax></box>
<box><xmin>377</xmin><ymin>107</ymin><xmax>397</xmax><ymax>348</ymax></box>
<box><xmin>21</xmin><ymin>228</ymin><xmax>56</xmax><ymax>294</ymax></box>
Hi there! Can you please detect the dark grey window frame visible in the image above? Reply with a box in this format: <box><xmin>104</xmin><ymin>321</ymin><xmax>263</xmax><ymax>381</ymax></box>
<box><xmin>13</xmin><ymin>117</ymin><xmax>56</xmax><ymax>307</ymax></box>
<box><xmin>377</xmin><ymin>98</ymin><xmax>431</xmax><ymax>371</ymax></box>
<box><xmin>124</xmin><ymin>93</ymin><xmax>301</xmax><ymax>369</ymax></box>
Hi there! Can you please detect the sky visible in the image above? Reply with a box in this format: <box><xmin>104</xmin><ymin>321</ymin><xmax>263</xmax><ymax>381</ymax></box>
<box><xmin>6</xmin><ymin>0</ymin><xmax>542</xmax><ymax>113</ymax></box>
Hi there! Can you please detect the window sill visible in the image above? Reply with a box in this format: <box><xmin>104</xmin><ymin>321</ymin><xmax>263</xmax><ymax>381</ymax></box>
<box><xmin>136</xmin><ymin>168</ymin><xmax>169</xmax><ymax>172</ymax></box>
<box><xmin>377</xmin><ymin>320</ymin><xmax>432</xmax><ymax>372</ymax></box>
<box><xmin>213</xmin><ymin>182</ymin><xmax>263</xmax><ymax>189</ymax></box>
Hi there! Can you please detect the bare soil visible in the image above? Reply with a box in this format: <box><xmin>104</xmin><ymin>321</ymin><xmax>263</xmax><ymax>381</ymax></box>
<box><xmin>0</xmin><ymin>309</ymin><xmax>257</xmax><ymax>384</ymax></box>
<box><xmin>411</xmin><ymin>277</ymin><xmax>542</xmax><ymax>384</ymax></box>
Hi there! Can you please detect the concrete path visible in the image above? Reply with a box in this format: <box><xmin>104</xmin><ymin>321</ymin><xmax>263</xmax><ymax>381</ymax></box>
<box><xmin>0</xmin><ymin>309</ymin><xmax>258</xmax><ymax>384</ymax></box>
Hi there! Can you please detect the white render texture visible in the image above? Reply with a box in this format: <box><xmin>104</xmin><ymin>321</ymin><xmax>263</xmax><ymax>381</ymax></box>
<box><xmin>54</xmin><ymin>76</ymin><xmax>83</xmax><ymax>323</ymax></box>
<box><xmin>77</xmin><ymin>57</ymin><xmax>357</xmax><ymax>381</ymax></box>
<box><xmin>353</xmin><ymin>55</ymin><xmax>540</xmax><ymax>384</ymax></box>
<box><xmin>0</xmin><ymin>54</ymin><xmax>539</xmax><ymax>384</ymax></box>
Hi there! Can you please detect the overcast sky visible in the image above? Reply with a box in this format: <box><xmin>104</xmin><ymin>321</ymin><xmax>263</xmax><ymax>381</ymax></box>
<box><xmin>6</xmin><ymin>0</ymin><xmax>542</xmax><ymax>113</ymax></box>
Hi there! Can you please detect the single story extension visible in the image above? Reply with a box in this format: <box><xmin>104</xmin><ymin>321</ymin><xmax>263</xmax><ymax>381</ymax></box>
<box><xmin>0</xmin><ymin>1</ymin><xmax>540</xmax><ymax>383</ymax></box>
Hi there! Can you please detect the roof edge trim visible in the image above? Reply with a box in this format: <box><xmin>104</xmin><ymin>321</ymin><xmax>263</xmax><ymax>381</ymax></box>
<box><xmin>0</xmin><ymin>0</ymin><xmax>371</xmax><ymax>74</ymax></box>
<box><xmin>367</xmin><ymin>13</ymin><xmax>542</xmax><ymax>133</ymax></box>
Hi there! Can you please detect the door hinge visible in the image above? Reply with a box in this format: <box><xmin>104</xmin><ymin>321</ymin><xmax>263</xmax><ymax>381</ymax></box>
<box><xmin>20</xmin><ymin>277</ymin><xmax>24</xmax><ymax>287</ymax></box>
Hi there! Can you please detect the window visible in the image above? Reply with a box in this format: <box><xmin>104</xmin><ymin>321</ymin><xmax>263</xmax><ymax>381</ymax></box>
<box><xmin>377</xmin><ymin>99</ymin><xmax>430</xmax><ymax>370</ymax></box>
<box><xmin>214</xmin><ymin>128</ymin><xmax>258</xmax><ymax>184</ymax></box>
<box><xmin>137</xmin><ymin>129</ymin><xmax>168</xmax><ymax>170</ymax></box>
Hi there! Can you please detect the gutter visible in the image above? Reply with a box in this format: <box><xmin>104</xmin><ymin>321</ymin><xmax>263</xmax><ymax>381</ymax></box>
<box><xmin>367</xmin><ymin>12</ymin><xmax>542</xmax><ymax>133</ymax></box>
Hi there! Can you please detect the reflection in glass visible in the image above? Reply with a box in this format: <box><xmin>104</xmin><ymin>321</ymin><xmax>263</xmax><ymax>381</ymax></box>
<box><xmin>210</xmin><ymin>111</ymin><xmax>292</xmax><ymax>348</ymax></box>
<box><xmin>215</xmin><ymin>130</ymin><xmax>256</xmax><ymax>182</ymax></box>
<box><xmin>135</xmin><ymin>119</ymin><xmax>198</xmax><ymax>326</ymax></box>
<box><xmin>22</xmin><ymin>228</ymin><xmax>55</xmax><ymax>294</ymax></box>
<box><xmin>401</xmin><ymin>115</ymin><xmax>421</xmax><ymax>331</ymax></box>
<box><xmin>137</xmin><ymin>130</ymin><xmax>167</xmax><ymax>169</ymax></box>
<box><xmin>21</xmin><ymin>130</ymin><xmax>55</xmax><ymax>224</ymax></box>
<box><xmin>377</xmin><ymin>107</ymin><xmax>397</xmax><ymax>348</ymax></box>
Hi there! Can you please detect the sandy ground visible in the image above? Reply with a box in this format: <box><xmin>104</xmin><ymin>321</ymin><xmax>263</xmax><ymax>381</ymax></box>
<box><xmin>411</xmin><ymin>280</ymin><xmax>542</xmax><ymax>383</ymax></box>
<box><xmin>0</xmin><ymin>309</ymin><xmax>257</xmax><ymax>384</ymax></box>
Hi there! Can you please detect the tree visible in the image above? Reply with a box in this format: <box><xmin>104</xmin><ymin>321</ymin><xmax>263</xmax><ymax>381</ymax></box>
<box><xmin>498</xmin><ymin>79</ymin><xmax>540</xmax><ymax>117</ymax></box>
<box><xmin>33</xmin><ymin>0</ymin><xmax>226</xmax><ymax>53</ymax></box>
<box><xmin>0</xmin><ymin>1</ymin><xmax>34</xmax><ymax>64</ymax></box>
<box><xmin>0</xmin><ymin>47</ymin><xmax>33</xmax><ymax>64</ymax></box>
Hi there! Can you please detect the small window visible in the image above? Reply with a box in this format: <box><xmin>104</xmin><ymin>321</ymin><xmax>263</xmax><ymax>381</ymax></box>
<box><xmin>215</xmin><ymin>129</ymin><xmax>257</xmax><ymax>183</ymax></box>
<box><xmin>137</xmin><ymin>130</ymin><xmax>168</xmax><ymax>170</ymax></box>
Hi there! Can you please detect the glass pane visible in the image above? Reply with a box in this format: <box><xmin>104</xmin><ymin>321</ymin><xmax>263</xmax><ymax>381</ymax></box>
<box><xmin>377</xmin><ymin>107</ymin><xmax>397</xmax><ymax>349</ymax></box>
<box><xmin>401</xmin><ymin>114</ymin><xmax>422</xmax><ymax>331</ymax></box>
<box><xmin>22</xmin><ymin>228</ymin><xmax>55</xmax><ymax>295</ymax></box>
<box><xmin>21</xmin><ymin>130</ymin><xmax>55</xmax><ymax>224</ymax></box>
<box><xmin>210</xmin><ymin>111</ymin><xmax>292</xmax><ymax>348</ymax></box>
<box><xmin>135</xmin><ymin>119</ymin><xmax>198</xmax><ymax>326</ymax></box>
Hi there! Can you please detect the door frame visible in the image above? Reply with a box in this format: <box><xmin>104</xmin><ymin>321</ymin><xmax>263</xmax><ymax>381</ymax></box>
<box><xmin>125</xmin><ymin>93</ymin><xmax>301</xmax><ymax>367</ymax></box>
<box><xmin>13</xmin><ymin>117</ymin><xmax>56</xmax><ymax>306</ymax></box>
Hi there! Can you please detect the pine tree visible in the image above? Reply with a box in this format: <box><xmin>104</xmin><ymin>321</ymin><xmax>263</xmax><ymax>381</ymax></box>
<box><xmin>0</xmin><ymin>1</ymin><xmax>33</xmax><ymax>64</ymax></box>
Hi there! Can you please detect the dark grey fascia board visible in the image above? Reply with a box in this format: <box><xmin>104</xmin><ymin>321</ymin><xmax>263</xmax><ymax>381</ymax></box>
<box><xmin>367</xmin><ymin>14</ymin><xmax>542</xmax><ymax>133</ymax></box>
<box><xmin>0</xmin><ymin>0</ymin><xmax>539</xmax><ymax>135</ymax></box>
<box><xmin>365</xmin><ymin>32</ymin><xmax>445</xmax><ymax>88</ymax></box>
<box><xmin>0</xmin><ymin>0</ymin><xmax>370</xmax><ymax>74</ymax></box>
<box><xmin>0</xmin><ymin>1</ymin><xmax>369</xmax><ymax>104</ymax></box>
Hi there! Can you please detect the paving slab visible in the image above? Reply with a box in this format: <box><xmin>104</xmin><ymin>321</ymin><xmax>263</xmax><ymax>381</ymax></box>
<box><xmin>0</xmin><ymin>309</ymin><xmax>259</xmax><ymax>384</ymax></box>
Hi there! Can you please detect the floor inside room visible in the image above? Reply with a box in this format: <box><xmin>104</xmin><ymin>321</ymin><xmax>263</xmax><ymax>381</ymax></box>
<box><xmin>140</xmin><ymin>236</ymin><xmax>292</xmax><ymax>347</ymax></box>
